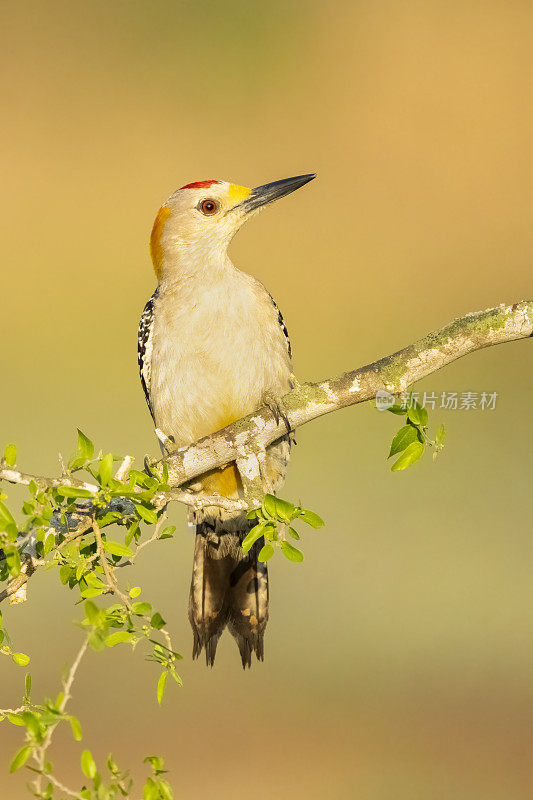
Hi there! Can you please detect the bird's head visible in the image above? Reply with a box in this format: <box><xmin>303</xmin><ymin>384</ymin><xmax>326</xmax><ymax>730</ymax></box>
<box><xmin>150</xmin><ymin>174</ymin><xmax>315</xmax><ymax>279</ymax></box>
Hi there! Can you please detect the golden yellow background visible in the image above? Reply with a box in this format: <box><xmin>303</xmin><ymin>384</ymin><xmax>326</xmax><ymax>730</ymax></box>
<box><xmin>2</xmin><ymin>1</ymin><xmax>533</xmax><ymax>797</ymax></box>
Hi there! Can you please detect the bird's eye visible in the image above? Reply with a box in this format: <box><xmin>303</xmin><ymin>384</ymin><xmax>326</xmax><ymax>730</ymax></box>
<box><xmin>199</xmin><ymin>199</ymin><xmax>219</xmax><ymax>215</ymax></box>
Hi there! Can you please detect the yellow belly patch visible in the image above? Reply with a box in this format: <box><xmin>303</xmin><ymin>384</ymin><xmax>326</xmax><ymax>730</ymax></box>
<box><xmin>199</xmin><ymin>411</ymin><xmax>243</xmax><ymax>498</ymax></box>
<box><xmin>202</xmin><ymin>464</ymin><xmax>242</xmax><ymax>498</ymax></box>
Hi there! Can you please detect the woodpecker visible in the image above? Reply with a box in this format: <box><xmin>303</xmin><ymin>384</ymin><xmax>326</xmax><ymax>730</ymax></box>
<box><xmin>138</xmin><ymin>174</ymin><xmax>315</xmax><ymax>667</ymax></box>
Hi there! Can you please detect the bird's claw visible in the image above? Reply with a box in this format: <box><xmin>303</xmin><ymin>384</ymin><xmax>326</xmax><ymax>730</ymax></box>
<box><xmin>143</xmin><ymin>455</ymin><xmax>154</xmax><ymax>476</ymax></box>
<box><xmin>155</xmin><ymin>428</ymin><xmax>176</xmax><ymax>453</ymax></box>
<box><xmin>262</xmin><ymin>392</ymin><xmax>292</xmax><ymax>436</ymax></box>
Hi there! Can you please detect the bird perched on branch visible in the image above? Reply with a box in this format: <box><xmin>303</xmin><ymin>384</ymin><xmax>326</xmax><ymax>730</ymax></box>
<box><xmin>138</xmin><ymin>174</ymin><xmax>315</xmax><ymax>666</ymax></box>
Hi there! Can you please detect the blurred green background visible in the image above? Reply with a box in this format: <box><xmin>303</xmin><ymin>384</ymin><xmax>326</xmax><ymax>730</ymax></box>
<box><xmin>2</xmin><ymin>0</ymin><xmax>533</xmax><ymax>797</ymax></box>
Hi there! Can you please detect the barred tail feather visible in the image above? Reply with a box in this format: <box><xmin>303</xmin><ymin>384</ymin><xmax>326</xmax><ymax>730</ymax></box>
<box><xmin>188</xmin><ymin>520</ymin><xmax>269</xmax><ymax>668</ymax></box>
<box><xmin>188</xmin><ymin>532</ymin><xmax>231</xmax><ymax>666</ymax></box>
<box><xmin>227</xmin><ymin>553</ymin><xmax>268</xmax><ymax>667</ymax></box>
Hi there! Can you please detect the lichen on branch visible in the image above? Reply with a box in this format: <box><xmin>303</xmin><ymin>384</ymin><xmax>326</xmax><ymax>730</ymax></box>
<box><xmin>160</xmin><ymin>301</ymin><xmax>533</xmax><ymax>486</ymax></box>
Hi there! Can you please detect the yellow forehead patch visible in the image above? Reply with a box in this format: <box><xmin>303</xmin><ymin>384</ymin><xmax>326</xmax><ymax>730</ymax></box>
<box><xmin>228</xmin><ymin>183</ymin><xmax>251</xmax><ymax>205</ymax></box>
<box><xmin>150</xmin><ymin>205</ymin><xmax>171</xmax><ymax>280</ymax></box>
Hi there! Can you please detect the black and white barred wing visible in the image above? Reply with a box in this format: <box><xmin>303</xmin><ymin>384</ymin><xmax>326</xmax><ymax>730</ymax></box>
<box><xmin>137</xmin><ymin>291</ymin><xmax>157</xmax><ymax>421</ymax></box>
<box><xmin>269</xmin><ymin>292</ymin><xmax>292</xmax><ymax>360</ymax></box>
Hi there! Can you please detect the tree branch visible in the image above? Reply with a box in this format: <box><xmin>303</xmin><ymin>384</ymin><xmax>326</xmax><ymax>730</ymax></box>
<box><xmin>160</xmin><ymin>301</ymin><xmax>533</xmax><ymax>486</ymax></box>
<box><xmin>4</xmin><ymin>302</ymin><xmax>529</xmax><ymax>501</ymax></box>
<box><xmin>0</xmin><ymin>466</ymin><xmax>247</xmax><ymax>513</ymax></box>
<box><xmin>0</xmin><ymin>301</ymin><xmax>530</xmax><ymax>608</ymax></box>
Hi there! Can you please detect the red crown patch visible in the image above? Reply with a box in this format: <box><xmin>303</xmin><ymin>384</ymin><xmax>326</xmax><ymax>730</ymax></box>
<box><xmin>179</xmin><ymin>180</ymin><xmax>220</xmax><ymax>190</ymax></box>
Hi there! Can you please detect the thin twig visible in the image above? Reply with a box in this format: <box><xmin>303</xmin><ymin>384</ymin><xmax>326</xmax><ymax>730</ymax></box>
<box><xmin>31</xmin><ymin>635</ymin><xmax>89</xmax><ymax>797</ymax></box>
<box><xmin>93</xmin><ymin>516</ymin><xmax>130</xmax><ymax>607</ymax></box>
<box><xmin>132</xmin><ymin>510</ymin><xmax>168</xmax><ymax>562</ymax></box>
<box><xmin>43</xmin><ymin>772</ymin><xmax>81</xmax><ymax>799</ymax></box>
<box><xmin>0</xmin><ymin>705</ymin><xmax>25</xmax><ymax>715</ymax></box>
<box><xmin>115</xmin><ymin>454</ymin><xmax>134</xmax><ymax>483</ymax></box>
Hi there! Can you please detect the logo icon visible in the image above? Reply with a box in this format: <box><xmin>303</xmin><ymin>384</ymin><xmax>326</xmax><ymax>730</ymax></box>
<box><xmin>375</xmin><ymin>389</ymin><xmax>395</xmax><ymax>411</ymax></box>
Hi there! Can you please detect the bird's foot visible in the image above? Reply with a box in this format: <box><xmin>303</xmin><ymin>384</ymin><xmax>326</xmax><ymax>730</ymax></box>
<box><xmin>143</xmin><ymin>455</ymin><xmax>156</xmax><ymax>476</ymax></box>
<box><xmin>261</xmin><ymin>391</ymin><xmax>292</xmax><ymax>435</ymax></box>
<box><xmin>288</xmin><ymin>371</ymin><xmax>301</xmax><ymax>390</ymax></box>
<box><xmin>155</xmin><ymin>428</ymin><xmax>176</xmax><ymax>454</ymax></box>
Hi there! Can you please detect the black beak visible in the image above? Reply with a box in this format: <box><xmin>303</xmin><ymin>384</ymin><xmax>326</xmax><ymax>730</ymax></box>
<box><xmin>243</xmin><ymin>173</ymin><xmax>316</xmax><ymax>213</ymax></box>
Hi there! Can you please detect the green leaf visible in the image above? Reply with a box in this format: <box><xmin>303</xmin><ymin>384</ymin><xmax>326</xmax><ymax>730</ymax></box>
<box><xmin>148</xmin><ymin>639</ymin><xmax>183</xmax><ymax>660</ymax></box>
<box><xmin>262</xmin><ymin>494</ymin><xmax>277</xmax><ymax>518</ymax></box>
<box><xmin>20</xmin><ymin>711</ymin><xmax>41</xmax><ymax>739</ymax></box>
<box><xmin>241</xmin><ymin>523</ymin><xmax>267</xmax><ymax>553</ymax></box>
<box><xmin>246</xmin><ymin>508</ymin><xmax>259</xmax><ymax>519</ymax></box>
<box><xmin>131</xmin><ymin>602</ymin><xmax>152</xmax><ymax>616</ymax></box>
<box><xmin>88</xmin><ymin>630</ymin><xmax>106</xmax><ymax>651</ymax></box>
<box><xmin>81</xmin><ymin>749</ymin><xmax>97</xmax><ymax>779</ymax></box>
<box><xmin>151</xmin><ymin>612</ymin><xmax>166</xmax><ymax>630</ymax></box>
<box><xmin>262</xmin><ymin>523</ymin><xmax>277</xmax><ymax>542</ymax></box>
<box><xmin>55</xmin><ymin>485</ymin><xmax>94</xmax><ymax>499</ymax></box>
<box><xmin>407</xmin><ymin>401</ymin><xmax>428</xmax><ymax>427</ymax></box>
<box><xmin>4</xmin><ymin>444</ymin><xmax>17</xmax><ymax>466</ymax></box>
<box><xmin>158</xmin><ymin>779</ymin><xmax>173</xmax><ymax>800</ymax></box>
<box><xmin>435</xmin><ymin>423</ymin><xmax>446</xmax><ymax>446</ymax></box>
<box><xmin>22</xmin><ymin>500</ymin><xmax>36</xmax><ymax>516</ymax></box>
<box><xmin>20</xmin><ymin>712</ymin><xmax>40</xmax><ymax>740</ymax></box>
<box><xmin>60</xmin><ymin>564</ymin><xmax>73</xmax><ymax>584</ymax></box>
<box><xmin>298</xmin><ymin>509</ymin><xmax>324</xmax><ymax>528</ymax></box>
<box><xmin>281</xmin><ymin>541</ymin><xmax>304</xmax><ymax>562</ymax></box>
<box><xmin>4</xmin><ymin>522</ymin><xmax>18</xmax><ymax>541</ymax></box>
<box><xmin>103</xmin><ymin>540</ymin><xmax>133</xmax><ymax>559</ymax></box>
<box><xmin>144</xmin><ymin>777</ymin><xmax>159</xmax><ymax>800</ymax></box>
<box><xmin>12</xmin><ymin>652</ymin><xmax>30</xmax><ymax>666</ymax></box>
<box><xmin>79</xmin><ymin>585</ymin><xmax>104</xmax><ymax>599</ymax></box>
<box><xmin>10</xmin><ymin>744</ymin><xmax>32</xmax><ymax>772</ymax></box>
<box><xmin>43</xmin><ymin>533</ymin><xmax>55</xmax><ymax>556</ymax></box>
<box><xmin>170</xmin><ymin>669</ymin><xmax>183</xmax><ymax>687</ymax></box>
<box><xmin>107</xmin><ymin>753</ymin><xmax>118</xmax><ymax>774</ymax></box>
<box><xmin>273</xmin><ymin>497</ymin><xmax>295</xmax><ymax>521</ymax></box>
<box><xmin>24</xmin><ymin>673</ymin><xmax>32</xmax><ymax>699</ymax></box>
<box><xmin>129</xmin><ymin>586</ymin><xmax>142</xmax><ymax>598</ymax></box>
<box><xmin>391</xmin><ymin>440</ymin><xmax>425</xmax><ymax>471</ymax></box>
<box><xmin>84</xmin><ymin>600</ymin><xmax>100</xmax><ymax>624</ymax></box>
<box><xmin>157</xmin><ymin>671</ymin><xmax>167</xmax><ymax>705</ymax></box>
<box><xmin>98</xmin><ymin>453</ymin><xmax>114</xmax><ymax>486</ymax></box>
<box><xmin>258</xmin><ymin>543</ymin><xmax>274</xmax><ymax>562</ymax></box>
<box><xmin>135</xmin><ymin>504</ymin><xmax>159</xmax><ymax>525</ymax></box>
<box><xmin>387</xmin><ymin>404</ymin><xmax>406</xmax><ymax>415</ymax></box>
<box><xmin>0</xmin><ymin>501</ymin><xmax>16</xmax><ymax>527</ymax></box>
<box><xmin>288</xmin><ymin>527</ymin><xmax>300</xmax><ymax>540</ymax></box>
<box><xmin>105</xmin><ymin>631</ymin><xmax>136</xmax><ymax>647</ymax></box>
<box><xmin>6</xmin><ymin>548</ymin><xmax>22</xmax><ymax>579</ymax></box>
<box><xmin>125</xmin><ymin>519</ymin><xmax>140</xmax><ymax>546</ymax></box>
<box><xmin>7</xmin><ymin>713</ymin><xmax>25</xmax><ymax>725</ymax></box>
<box><xmin>129</xmin><ymin>469</ymin><xmax>151</xmax><ymax>487</ymax></box>
<box><xmin>69</xmin><ymin>716</ymin><xmax>83</xmax><ymax>741</ymax></box>
<box><xmin>144</xmin><ymin>755</ymin><xmax>165</xmax><ymax>772</ymax></box>
<box><xmin>84</xmin><ymin>572</ymin><xmax>106</xmax><ymax>588</ymax></box>
<box><xmin>77</xmin><ymin>429</ymin><xmax>95</xmax><ymax>461</ymax></box>
<box><xmin>388</xmin><ymin>424</ymin><xmax>418</xmax><ymax>458</ymax></box>
<box><xmin>159</xmin><ymin>525</ymin><xmax>175</xmax><ymax>540</ymax></box>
